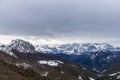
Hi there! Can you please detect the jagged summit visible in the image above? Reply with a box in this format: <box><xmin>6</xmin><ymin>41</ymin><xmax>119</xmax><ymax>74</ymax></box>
<box><xmin>8</xmin><ymin>39</ymin><xmax>36</xmax><ymax>53</ymax></box>
<box><xmin>0</xmin><ymin>39</ymin><xmax>120</xmax><ymax>56</ymax></box>
<box><xmin>0</xmin><ymin>39</ymin><xmax>36</xmax><ymax>57</ymax></box>
<box><xmin>35</xmin><ymin>43</ymin><xmax>120</xmax><ymax>55</ymax></box>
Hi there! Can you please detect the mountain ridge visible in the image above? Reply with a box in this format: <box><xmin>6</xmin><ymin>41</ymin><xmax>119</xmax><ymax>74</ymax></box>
<box><xmin>35</xmin><ymin>43</ymin><xmax>120</xmax><ymax>55</ymax></box>
<box><xmin>0</xmin><ymin>39</ymin><xmax>120</xmax><ymax>56</ymax></box>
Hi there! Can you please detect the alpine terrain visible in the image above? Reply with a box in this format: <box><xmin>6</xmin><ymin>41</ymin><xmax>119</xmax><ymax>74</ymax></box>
<box><xmin>0</xmin><ymin>39</ymin><xmax>120</xmax><ymax>80</ymax></box>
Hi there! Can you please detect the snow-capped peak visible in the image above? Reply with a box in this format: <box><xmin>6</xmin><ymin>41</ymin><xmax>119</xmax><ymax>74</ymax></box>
<box><xmin>0</xmin><ymin>39</ymin><xmax>120</xmax><ymax>57</ymax></box>
<box><xmin>8</xmin><ymin>39</ymin><xmax>36</xmax><ymax>53</ymax></box>
<box><xmin>0</xmin><ymin>39</ymin><xmax>36</xmax><ymax>58</ymax></box>
<box><xmin>35</xmin><ymin>43</ymin><xmax>120</xmax><ymax>55</ymax></box>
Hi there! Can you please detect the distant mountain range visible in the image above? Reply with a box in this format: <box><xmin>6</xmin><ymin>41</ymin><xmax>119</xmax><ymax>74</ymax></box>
<box><xmin>0</xmin><ymin>39</ymin><xmax>120</xmax><ymax>80</ymax></box>
<box><xmin>35</xmin><ymin>43</ymin><xmax>120</xmax><ymax>55</ymax></box>
<box><xmin>0</xmin><ymin>39</ymin><xmax>120</xmax><ymax>55</ymax></box>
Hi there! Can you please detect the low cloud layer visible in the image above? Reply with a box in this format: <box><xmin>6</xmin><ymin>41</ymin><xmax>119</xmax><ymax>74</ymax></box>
<box><xmin>0</xmin><ymin>0</ymin><xmax>120</xmax><ymax>44</ymax></box>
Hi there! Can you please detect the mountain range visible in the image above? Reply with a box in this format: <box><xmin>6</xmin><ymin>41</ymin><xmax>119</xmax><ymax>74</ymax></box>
<box><xmin>35</xmin><ymin>43</ymin><xmax>120</xmax><ymax>54</ymax></box>
<box><xmin>0</xmin><ymin>39</ymin><xmax>120</xmax><ymax>80</ymax></box>
<box><xmin>1</xmin><ymin>39</ymin><xmax>120</xmax><ymax>56</ymax></box>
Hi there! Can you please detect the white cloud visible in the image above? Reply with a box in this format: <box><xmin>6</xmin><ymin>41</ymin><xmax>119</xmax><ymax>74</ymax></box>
<box><xmin>0</xmin><ymin>35</ymin><xmax>119</xmax><ymax>46</ymax></box>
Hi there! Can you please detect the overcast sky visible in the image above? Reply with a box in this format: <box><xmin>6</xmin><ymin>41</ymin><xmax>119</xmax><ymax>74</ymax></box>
<box><xmin>0</xmin><ymin>0</ymin><xmax>120</xmax><ymax>45</ymax></box>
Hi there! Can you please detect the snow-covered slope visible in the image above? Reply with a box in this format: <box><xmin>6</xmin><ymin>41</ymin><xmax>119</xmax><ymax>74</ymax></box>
<box><xmin>38</xmin><ymin>60</ymin><xmax>63</xmax><ymax>66</ymax></box>
<box><xmin>0</xmin><ymin>39</ymin><xmax>36</xmax><ymax>57</ymax></box>
<box><xmin>35</xmin><ymin>43</ymin><xmax>120</xmax><ymax>55</ymax></box>
<box><xmin>8</xmin><ymin>39</ymin><xmax>36</xmax><ymax>53</ymax></box>
<box><xmin>0</xmin><ymin>43</ymin><xmax>16</xmax><ymax>57</ymax></box>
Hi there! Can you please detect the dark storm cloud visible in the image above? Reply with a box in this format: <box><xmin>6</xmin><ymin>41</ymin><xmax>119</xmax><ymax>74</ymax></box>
<box><xmin>0</xmin><ymin>0</ymin><xmax>120</xmax><ymax>41</ymax></box>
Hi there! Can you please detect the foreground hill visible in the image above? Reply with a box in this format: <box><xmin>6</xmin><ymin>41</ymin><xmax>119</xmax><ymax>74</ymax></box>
<box><xmin>0</xmin><ymin>49</ymin><xmax>95</xmax><ymax>80</ymax></box>
<box><xmin>0</xmin><ymin>51</ymin><xmax>45</xmax><ymax>80</ymax></box>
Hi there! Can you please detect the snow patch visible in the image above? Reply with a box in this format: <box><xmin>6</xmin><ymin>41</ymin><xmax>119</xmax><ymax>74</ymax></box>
<box><xmin>83</xmin><ymin>67</ymin><xmax>87</xmax><ymax>70</ymax></box>
<box><xmin>15</xmin><ymin>63</ymin><xmax>30</xmax><ymax>69</ymax></box>
<box><xmin>61</xmin><ymin>71</ymin><xmax>64</xmax><ymax>74</ymax></box>
<box><xmin>78</xmin><ymin>75</ymin><xmax>83</xmax><ymax>80</ymax></box>
<box><xmin>117</xmin><ymin>75</ymin><xmax>120</xmax><ymax>79</ymax></box>
<box><xmin>89</xmin><ymin>77</ymin><xmax>95</xmax><ymax>80</ymax></box>
<box><xmin>41</xmin><ymin>72</ymin><xmax>49</xmax><ymax>77</ymax></box>
<box><xmin>38</xmin><ymin>60</ymin><xmax>63</xmax><ymax>66</ymax></box>
<box><xmin>101</xmin><ymin>70</ymin><xmax>106</xmax><ymax>73</ymax></box>
<box><xmin>109</xmin><ymin>72</ymin><xmax>120</xmax><ymax>76</ymax></box>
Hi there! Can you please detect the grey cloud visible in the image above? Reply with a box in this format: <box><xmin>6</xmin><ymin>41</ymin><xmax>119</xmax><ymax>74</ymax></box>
<box><xmin>0</xmin><ymin>0</ymin><xmax>120</xmax><ymax>41</ymax></box>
